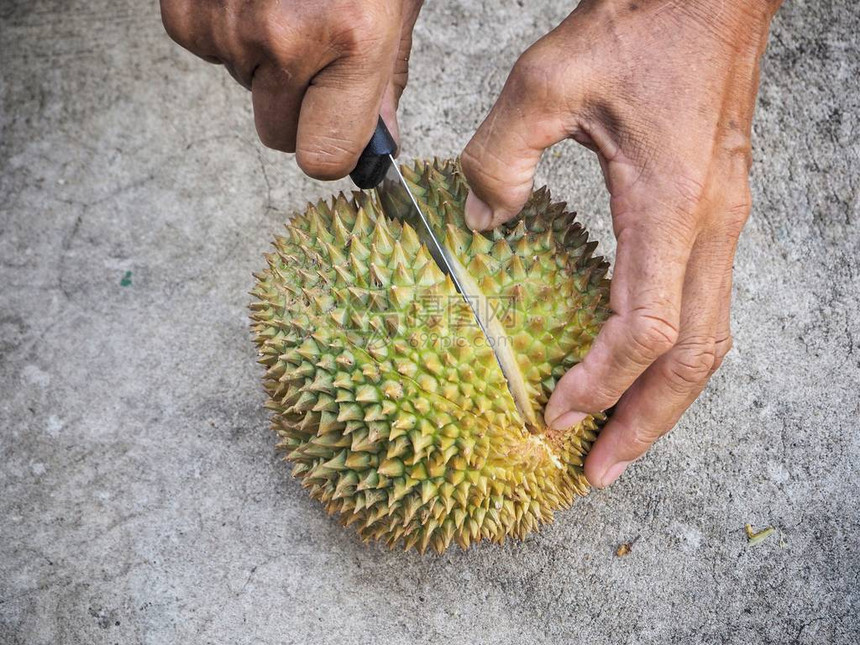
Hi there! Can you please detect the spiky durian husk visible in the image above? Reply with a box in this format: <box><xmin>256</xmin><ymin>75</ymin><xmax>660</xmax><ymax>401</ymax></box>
<box><xmin>250</xmin><ymin>159</ymin><xmax>610</xmax><ymax>553</ymax></box>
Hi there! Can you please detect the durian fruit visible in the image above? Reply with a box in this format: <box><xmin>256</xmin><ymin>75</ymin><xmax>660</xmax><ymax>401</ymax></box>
<box><xmin>250</xmin><ymin>158</ymin><xmax>610</xmax><ymax>553</ymax></box>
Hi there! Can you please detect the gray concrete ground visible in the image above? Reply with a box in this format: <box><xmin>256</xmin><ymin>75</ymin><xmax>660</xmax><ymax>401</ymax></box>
<box><xmin>1</xmin><ymin>1</ymin><xmax>858</xmax><ymax>643</ymax></box>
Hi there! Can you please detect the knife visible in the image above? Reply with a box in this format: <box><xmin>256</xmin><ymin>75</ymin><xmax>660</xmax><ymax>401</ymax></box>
<box><xmin>350</xmin><ymin>118</ymin><xmax>530</xmax><ymax>425</ymax></box>
<box><xmin>349</xmin><ymin>118</ymin><xmax>468</xmax><ymax>299</ymax></box>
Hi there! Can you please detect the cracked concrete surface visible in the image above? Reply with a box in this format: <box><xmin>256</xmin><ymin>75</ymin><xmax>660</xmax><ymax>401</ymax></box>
<box><xmin>1</xmin><ymin>1</ymin><xmax>858</xmax><ymax>643</ymax></box>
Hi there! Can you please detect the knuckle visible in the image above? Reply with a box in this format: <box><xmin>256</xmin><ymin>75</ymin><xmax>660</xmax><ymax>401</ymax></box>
<box><xmin>507</xmin><ymin>44</ymin><xmax>562</xmax><ymax>98</ymax></box>
<box><xmin>734</xmin><ymin>147</ymin><xmax>754</xmax><ymax>174</ymax></box>
<box><xmin>663</xmin><ymin>338</ymin><xmax>717</xmax><ymax>393</ymax></box>
<box><xmin>341</xmin><ymin>5</ymin><xmax>379</xmax><ymax>36</ymax></box>
<box><xmin>553</xmin><ymin>375</ymin><xmax>619</xmax><ymax>418</ymax></box>
<box><xmin>626</xmin><ymin>429</ymin><xmax>661</xmax><ymax>458</ymax></box>
<box><xmin>705</xmin><ymin>184</ymin><xmax>750</xmax><ymax>243</ymax></box>
<box><xmin>711</xmin><ymin>334</ymin><xmax>734</xmax><ymax>373</ymax></box>
<box><xmin>460</xmin><ymin>143</ymin><xmax>507</xmax><ymax>191</ymax></box>
<box><xmin>589</xmin><ymin>383</ymin><xmax>624</xmax><ymax>412</ymax></box>
<box><xmin>256</xmin><ymin>10</ymin><xmax>293</xmax><ymax>57</ymax></box>
<box><xmin>160</xmin><ymin>0</ymin><xmax>194</xmax><ymax>47</ymax></box>
<box><xmin>625</xmin><ymin>308</ymin><xmax>680</xmax><ymax>364</ymax></box>
<box><xmin>722</xmin><ymin>128</ymin><xmax>753</xmax><ymax>171</ymax></box>
<box><xmin>508</xmin><ymin>51</ymin><xmax>541</xmax><ymax>90</ymax></box>
<box><xmin>329</xmin><ymin>5</ymin><xmax>391</xmax><ymax>56</ymax></box>
<box><xmin>296</xmin><ymin>135</ymin><xmax>360</xmax><ymax>180</ymax></box>
<box><xmin>725</xmin><ymin>185</ymin><xmax>752</xmax><ymax>234</ymax></box>
<box><xmin>724</xmin><ymin>209</ymin><xmax>750</xmax><ymax>239</ymax></box>
<box><xmin>460</xmin><ymin>143</ymin><xmax>500</xmax><ymax>186</ymax></box>
<box><xmin>391</xmin><ymin>64</ymin><xmax>409</xmax><ymax>94</ymax></box>
<box><xmin>460</xmin><ymin>135</ymin><xmax>532</xmax><ymax>212</ymax></box>
<box><xmin>671</xmin><ymin>172</ymin><xmax>708</xmax><ymax>218</ymax></box>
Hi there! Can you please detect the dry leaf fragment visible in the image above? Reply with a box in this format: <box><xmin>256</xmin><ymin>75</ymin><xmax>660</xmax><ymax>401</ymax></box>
<box><xmin>744</xmin><ymin>523</ymin><xmax>775</xmax><ymax>546</ymax></box>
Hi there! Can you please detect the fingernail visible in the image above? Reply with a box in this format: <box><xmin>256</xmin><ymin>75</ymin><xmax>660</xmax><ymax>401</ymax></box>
<box><xmin>464</xmin><ymin>191</ymin><xmax>493</xmax><ymax>230</ymax></box>
<box><xmin>548</xmin><ymin>410</ymin><xmax>588</xmax><ymax>431</ymax></box>
<box><xmin>597</xmin><ymin>460</ymin><xmax>631</xmax><ymax>489</ymax></box>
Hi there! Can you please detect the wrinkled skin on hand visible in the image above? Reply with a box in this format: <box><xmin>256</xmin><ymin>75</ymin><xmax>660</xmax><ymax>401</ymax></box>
<box><xmin>160</xmin><ymin>0</ymin><xmax>423</xmax><ymax>178</ymax></box>
<box><xmin>461</xmin><ymin>0</ymin><xmax>783</xmax><ymax>488</ymax></box>
<box><xmin>161</xmin><ymin>0</ymin><xmax>783</xmax><ymax>492</ymax></box>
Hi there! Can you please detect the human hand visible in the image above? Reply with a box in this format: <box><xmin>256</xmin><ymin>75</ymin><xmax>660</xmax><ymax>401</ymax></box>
<box><xmin>160</xmin><ymin>0</ymin><xmax>423</xmax><ymax>178</ymax></box>
<box><xmin>461</xmin><ymin>0</ymin><xmax>782</xmax><ymax>488</ymax></box>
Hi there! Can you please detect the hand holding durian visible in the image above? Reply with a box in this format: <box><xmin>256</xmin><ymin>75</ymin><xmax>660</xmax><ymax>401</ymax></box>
<box><xmin>459</xmin><ymin>0</ymin><xmax>783</xmax><ymax>488</ymax></box>
<box><xmin>162</xmin><ymin>0</ymin><xmax>783</xmax><ymax>550</ymax></box>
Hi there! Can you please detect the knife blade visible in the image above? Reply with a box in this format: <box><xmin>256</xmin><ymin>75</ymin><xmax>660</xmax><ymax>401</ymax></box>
<box><xmin>350</xmin><ymin>119</ymin><xmax>521</xmax><ymax>418</ymax></box>
<box><xmin>377</xmin><ymin>157</ymin><xmax>472</xmax><ymax>299</ymax></box>
<box><xmin>350</xmin><ymin>118</ymin><xmax>466</xmax><ymax>294</ymax></box>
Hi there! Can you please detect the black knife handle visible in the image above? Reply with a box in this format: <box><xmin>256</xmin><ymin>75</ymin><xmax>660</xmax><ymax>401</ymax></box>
<box><xmin>350</xmin><ymin>117</ymin><xmax>397</xmax><ymax>189</ymax></box>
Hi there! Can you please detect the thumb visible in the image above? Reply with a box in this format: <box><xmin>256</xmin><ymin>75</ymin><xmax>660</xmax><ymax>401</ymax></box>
<box><xmin>460</xmin><ymin>47</ymin><xmax>576</xmax><ymax>230</ymax></box>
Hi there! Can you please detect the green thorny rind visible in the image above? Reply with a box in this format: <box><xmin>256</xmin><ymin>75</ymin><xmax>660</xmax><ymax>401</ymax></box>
<box><xmin>250</xmin><ymin>158</ymin><xmax>611</xmax><ymax>553</ymax></box>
